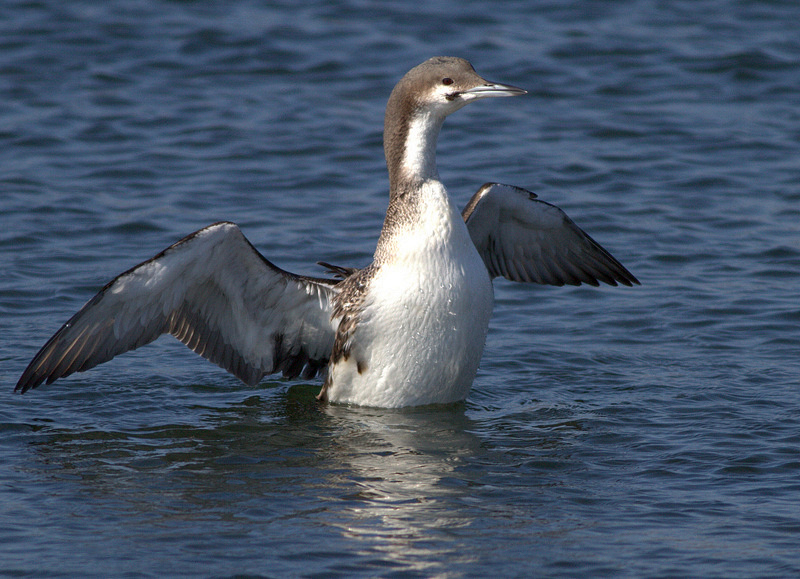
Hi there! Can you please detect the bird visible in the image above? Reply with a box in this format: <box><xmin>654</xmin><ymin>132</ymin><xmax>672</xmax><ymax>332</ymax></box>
<box><xmin>15</xmin><ymin>56</ymin><xmax>639</xmax><ymax>407</ymax></box>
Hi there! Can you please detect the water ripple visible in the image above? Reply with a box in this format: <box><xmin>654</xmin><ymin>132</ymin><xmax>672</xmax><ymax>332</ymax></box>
<box><xmin>2</xmin><ymin>0</ymin><xmax>800</xmax><ymax>576</ymax></box>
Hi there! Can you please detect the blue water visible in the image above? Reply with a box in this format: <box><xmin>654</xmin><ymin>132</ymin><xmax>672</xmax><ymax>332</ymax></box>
<box><xmin>2</xmin><ymin>0</ymin><xmax>800</xmax><ymax>576</ymax></box>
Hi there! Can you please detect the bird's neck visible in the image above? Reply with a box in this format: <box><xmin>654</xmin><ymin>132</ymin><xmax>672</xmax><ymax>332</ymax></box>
<box><xmin>375</xmin><ymin>94</ymin><xmax>454</xmax><ymax>265</ymax></box>
<box><xmin>384</xmin><ymin>98</ymin><xmax>445</xmax><ymax>198</ymax></box>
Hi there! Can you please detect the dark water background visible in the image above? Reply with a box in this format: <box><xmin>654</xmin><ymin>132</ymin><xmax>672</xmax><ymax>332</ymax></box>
<box><xmin>2</xmin><ymin>0</ymin><xmax>799</xmax><ymax>576</ymax></box>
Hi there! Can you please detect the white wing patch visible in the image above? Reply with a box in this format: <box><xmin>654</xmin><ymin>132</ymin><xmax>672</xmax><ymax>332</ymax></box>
<box><xmin>16</xmin><ymin>222</ymin><xmax>339</xmax><ymax>392</ymax></box>
<box><xmin>463</xmin><ymin>183</ymin><xmax>639</xmax><ymax>287</ymax></box>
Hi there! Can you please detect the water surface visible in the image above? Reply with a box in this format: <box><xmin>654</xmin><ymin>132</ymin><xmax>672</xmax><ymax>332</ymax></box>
<box><xmin>2</xmin><ymin>0</ymin><xmax>800</xmax><ymax>576</ymax></box>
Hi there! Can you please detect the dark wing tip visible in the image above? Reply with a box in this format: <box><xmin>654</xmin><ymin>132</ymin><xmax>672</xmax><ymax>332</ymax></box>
<box><xmin>14</xmin><ymin>324</ymin><xmax>79</xmax><ymax>394</ymax></box>
<box><xmin>620</xmin><ymin>272</ymin><xmax>641</xmax><ymax>287</ymax></box>
<box><xmin>585</xmin><ymin>258</ymin><xmax>640</xmax><ymax>288</ymax></box>
<box><xmin>562</xmin><ymin>218</ymin><xmax>640</xmax><ymax>288</ymax></box>
<box><xmin>14</xmin><ymin>373</ymin><xmax>39</xmax><ymax>394</ymax></box>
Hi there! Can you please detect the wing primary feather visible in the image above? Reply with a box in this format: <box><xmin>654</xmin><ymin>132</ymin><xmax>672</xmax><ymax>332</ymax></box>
<box><xmin>464</xmin><ymin>183</ymin><xmax>639</xmax><ymax>288</ymax></box>
<box><xmin>16</xmin><ymin>222</ymin><xmax>339</xmax><ymax>393</ymax></box>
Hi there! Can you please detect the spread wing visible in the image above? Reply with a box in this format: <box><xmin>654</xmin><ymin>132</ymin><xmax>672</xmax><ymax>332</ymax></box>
<box><xmin>16</xmin><ymin>222</ymin><xmax>340</xmax><ymax>393</ymax></box>
<box><xmin>463</xmin><ymin>183</ymin><xmax>639</xmax><ymax>287</ymax></box>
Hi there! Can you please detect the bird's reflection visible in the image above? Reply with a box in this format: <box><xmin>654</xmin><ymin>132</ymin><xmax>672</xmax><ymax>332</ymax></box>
<box><xmin>316</xmin><ymin>401</ymin><xmax>487</xmax><ymax>570</ymax></box>
<box><xmin>26</xmin><ymin>382</ymin><xmax>492</xmax><ymax>571</ymax></box>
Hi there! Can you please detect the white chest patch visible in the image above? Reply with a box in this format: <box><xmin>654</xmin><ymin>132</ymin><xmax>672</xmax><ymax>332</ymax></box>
<box><xmin>326</xmin><ymin>181</ymin><xmax>494</xmax><ymax>407</ymax></box>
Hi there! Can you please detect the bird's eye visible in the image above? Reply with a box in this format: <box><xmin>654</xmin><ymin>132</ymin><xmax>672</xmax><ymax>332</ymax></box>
<box><xmin>441</xmin><ymin>77</ymin><xmax>454</xmax><ymax>86</ymax></box>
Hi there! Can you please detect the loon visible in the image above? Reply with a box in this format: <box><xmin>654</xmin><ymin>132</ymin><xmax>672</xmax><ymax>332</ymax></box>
<box><xmin>15</xmin><ymin>57</ymin><xmax>639</xmax><ymax>407</ymax></box>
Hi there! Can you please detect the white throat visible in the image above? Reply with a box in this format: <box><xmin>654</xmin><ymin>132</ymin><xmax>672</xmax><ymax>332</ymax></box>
<box><xmin>400</xmin><ymin>112</ymin><xmax>444</xmax><ymax>183</ymax></box>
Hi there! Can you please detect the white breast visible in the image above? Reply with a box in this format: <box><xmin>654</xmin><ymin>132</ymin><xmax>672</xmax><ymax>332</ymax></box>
<box><xmin>326</xmin><ymin>180</ymin><xmax>494</xmax><ymax>407</ymax></box>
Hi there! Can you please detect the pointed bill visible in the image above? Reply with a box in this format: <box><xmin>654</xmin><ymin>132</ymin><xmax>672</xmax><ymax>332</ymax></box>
<box><xmin>460</xmin><ymin>81</ymin><xmax>527</xmax><ymax>100</ymax></box>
